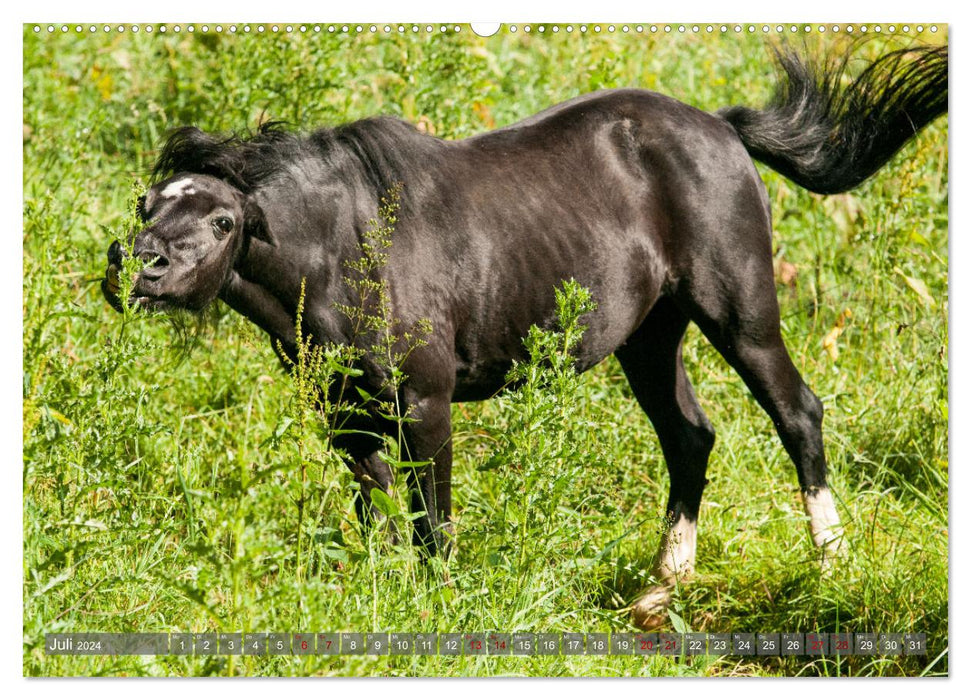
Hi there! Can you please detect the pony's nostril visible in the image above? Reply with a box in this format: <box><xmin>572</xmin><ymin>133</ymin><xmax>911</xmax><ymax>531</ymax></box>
<box><xmin>138</xmin><ymin>251</ymin><xmax>167</xmax><ymax>265</ymax></box>
<box><xmin>137</xmin><ymin>251</ymin><xmax>169</xmax><ymax>275</ymax></box>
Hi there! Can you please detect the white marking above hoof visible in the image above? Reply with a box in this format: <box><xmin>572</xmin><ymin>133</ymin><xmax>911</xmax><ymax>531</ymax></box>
<box><xmin>654</xmin><ymin>515</ymin><xmax>697</xmax><ymax>585</ymax></box>
<box><xmin>803</xmin><ymin>487</ymin><xmax>845</xmax><ymax>566</ymax></box>
<box><xmin>161</xmin><ymin>177</ymin><xmax>197</xmax><ymax>199</ymax></box>
<box><xmin>632</xmin><ymin>514</ymin><xmax>697</xmax><ymax>629</ymax></box>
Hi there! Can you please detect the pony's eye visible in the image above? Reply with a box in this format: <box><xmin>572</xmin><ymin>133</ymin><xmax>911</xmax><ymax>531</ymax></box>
<box><xmin>212</xmin><ymin>216</ymin><xmax>234</xmax><ymax>236</ymax></box>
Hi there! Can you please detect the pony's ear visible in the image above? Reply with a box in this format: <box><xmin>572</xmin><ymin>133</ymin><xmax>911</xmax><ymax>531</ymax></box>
<box><xmin>243</xmin><ymin>197</ymin><xmax>273</xmax><ymax>244</ymax></box>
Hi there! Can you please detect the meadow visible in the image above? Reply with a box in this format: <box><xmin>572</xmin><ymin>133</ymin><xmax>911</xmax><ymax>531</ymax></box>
<box><xmin>22</xmin><ymin>23</ymin><xmax>948</xmax><ymax>676</ymax></box>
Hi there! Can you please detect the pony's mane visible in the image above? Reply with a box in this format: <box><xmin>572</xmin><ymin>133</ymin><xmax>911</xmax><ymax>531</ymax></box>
<box><xmin>331</xmin><ymin>116</ymin><xmax>434</xmax><ymax>195</ymax></box>
<box><xmin>152</xmin><ymin>122</ymin><xmax>318</xmax><ymax>192</ymax></box>
<box><xmin>154</xmin><ymin>116</ymin><xmax>438</xmax><ymax>197</ymax></box>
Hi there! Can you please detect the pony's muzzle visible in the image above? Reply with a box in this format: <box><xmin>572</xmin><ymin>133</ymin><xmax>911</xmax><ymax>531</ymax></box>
<box><xmin>104</xmin><ymin>240</ymin><xmax>126</xmax><ymax>294</ymax></box>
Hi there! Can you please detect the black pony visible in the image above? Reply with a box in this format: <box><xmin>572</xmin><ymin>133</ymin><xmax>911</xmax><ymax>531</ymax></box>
<box><xmin>102</xmin><ymin>45</ymin><xmax>948</xmax><ymax>629</ymax></box>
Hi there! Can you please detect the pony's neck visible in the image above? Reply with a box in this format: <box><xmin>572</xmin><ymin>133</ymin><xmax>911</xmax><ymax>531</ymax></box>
<box><xmin>220</xmin><ymin>237</ymin><xmax>300</xmax><ymax>351</ymax></box>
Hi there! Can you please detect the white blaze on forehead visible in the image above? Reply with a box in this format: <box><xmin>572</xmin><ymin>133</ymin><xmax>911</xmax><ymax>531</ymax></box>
<box><xmin>654</xmin><ymin>515</ymin><xmax>697</xmax><ymax>585</ymax></box>
<box><xmin>160</xmin><ymin>177</ymin><xmax>197</xmax><ymax>199</ymax></box>
<box><xmin>803</xmin><ymin>487</ymin><xmax>843</xmax><ymax>552</ymax></box>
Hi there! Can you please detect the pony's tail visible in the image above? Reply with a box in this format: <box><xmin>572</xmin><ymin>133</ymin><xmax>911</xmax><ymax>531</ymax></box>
<box><xmin>719</xmin><ymin>44</ymin><xmax>948</xmax><ymax>195</ymax></box>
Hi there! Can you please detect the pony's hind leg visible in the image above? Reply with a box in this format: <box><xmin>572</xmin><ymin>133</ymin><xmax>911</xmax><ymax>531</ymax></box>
<box><xmin>615</xmin><ymin>297</ymin><xmax>716</xmax><ymax>630</ymax></box>
<box><xmin>681</xmin><ymin>231</ymin><xmax>844</xmax><ymax>564</ymax></box>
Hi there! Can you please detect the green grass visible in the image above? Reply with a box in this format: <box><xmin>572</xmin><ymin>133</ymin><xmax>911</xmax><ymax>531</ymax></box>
<box><xmin>22</xmin><ymin>24</ymin><xmax>948</xmax><ymax>677</ymax></box>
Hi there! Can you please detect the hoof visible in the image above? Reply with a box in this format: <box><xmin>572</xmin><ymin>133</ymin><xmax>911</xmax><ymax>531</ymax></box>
<box><xmin>630</xmin><ymin>585</ymin><xmax>673</xmax><ymax>631</ymax></box>
<box><xmin>819</xmin><ymin>536</ymin><xmax>846</xmax><ymax>573</ymax></box>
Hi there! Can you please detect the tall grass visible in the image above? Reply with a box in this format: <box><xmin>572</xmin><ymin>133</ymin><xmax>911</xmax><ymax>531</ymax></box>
<box><xmin>23</xmin><ymin>25</ymin><xmax>947</xmax><ymax>676</ymax></box>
